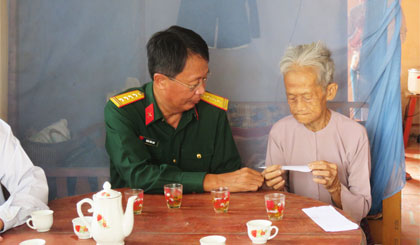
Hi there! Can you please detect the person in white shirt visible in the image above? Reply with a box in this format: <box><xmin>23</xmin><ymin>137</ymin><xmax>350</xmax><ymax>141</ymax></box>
<box><xmin>0</xmin><ymin>119</ymin><xmax>49</xmax><ymax>239</ymax></box>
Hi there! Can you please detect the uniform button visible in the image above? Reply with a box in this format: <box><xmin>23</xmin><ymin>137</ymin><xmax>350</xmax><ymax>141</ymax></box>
<box><xmin>196</xmin><ymin>153</ymin><xmax>202</xmax><ymax>159</ymax></box>
<box><xmin>172</xmin><ymin>159</ymin><xmax>177</xmax><ymax>163</ymax></box>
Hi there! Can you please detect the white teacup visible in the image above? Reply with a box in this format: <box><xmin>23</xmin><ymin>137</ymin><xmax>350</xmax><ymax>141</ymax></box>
<box><xmin>19</xmin><ymin>239</ymin><xmax>46</xmax><ymax>245</ymax></box>
<box><xmin>246</xmin><ymin>219</ymin><xmax>279</xmax><ymax>244</ymax></box>
<box><xmin>199</xmin><ymin>235</ymin><xmax>226</xmax><ymax>245</ymax></box>
<box><xmin>26</xmin><ymin>210</ymin><xmax>54</xmax><ymax>232</ymax></box>
<box><xmin>72</xmin><ymin>216</ymin><xmax>93</xmax><ymax>239</ymax></box>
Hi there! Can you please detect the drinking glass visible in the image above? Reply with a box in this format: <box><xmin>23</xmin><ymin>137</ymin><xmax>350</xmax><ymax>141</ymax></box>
<box><xmin>124</xmin><ymin>189</ymin><xmax>144</xmax><ymax>214</ymax></box>
<box><xmin>211</xmin><ymin>187</ymin><xmax>230</xmax><ymax>213</ymax></box>
<box><xmin>164</xmin><ymin>183</ymin><xmax>183</xmax><ymax>208</ymax></box>
<box><xmin>264</xmin><ymin>193</ymin><xmax>285</xmax><ymax>221</ymax></box>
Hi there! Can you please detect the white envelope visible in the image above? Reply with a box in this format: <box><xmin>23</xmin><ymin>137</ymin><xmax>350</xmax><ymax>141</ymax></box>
<box><xmin>281</xmin><ymin>165</ymin><xmax>311</xmax><ymax>172</ymax></box>
<box><xmin>259</xmin><ymin>165</ymin><xmax>311</xmax><ymax>172</ymax></box>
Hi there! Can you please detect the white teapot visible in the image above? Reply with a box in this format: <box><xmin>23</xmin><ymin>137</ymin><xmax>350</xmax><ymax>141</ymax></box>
<box><xmin>76</xmin><ymin>181</ymin><xmax>136</xmax><ymax>245</ymax></box>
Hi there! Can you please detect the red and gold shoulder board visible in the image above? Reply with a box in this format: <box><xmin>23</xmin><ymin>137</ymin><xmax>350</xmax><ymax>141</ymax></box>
<box><xmin>200</xmin><ymin>91</ymin><xmax>229</xmax><ymax>111</ymax></box>
<box><xmin>110</xmin><ymin>90</ymin><xmax>144</xmax><ymax>108</ymax></box>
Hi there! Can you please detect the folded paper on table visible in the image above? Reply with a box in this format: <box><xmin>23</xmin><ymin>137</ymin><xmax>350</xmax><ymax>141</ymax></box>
<box><xmin>302</xmin><ymin>205</ymin><xmax>359</xmax><ymax>232</ymax></box>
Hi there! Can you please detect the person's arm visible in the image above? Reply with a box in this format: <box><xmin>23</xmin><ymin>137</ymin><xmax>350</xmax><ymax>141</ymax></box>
<box><xmin>309</xmin><ymin>137</ymin><xmax>371</xmax><ymax>222</ymax></box>
<box><xmin>0</xmin><ymin>122</ymin><xmax>49</xmax><ymax>232</ymax></box>
<box><xmin>263</xmin><ymin>131</ymin><xmax>287</xmax><ymax>191</ymax></box>
<box><xmin>309</xmin><ymin>161</ymin><xmax>342</xmax><ymax>208</ymax></box>
<box><xmin>202</xmin><ymin>111</ymin><xmax>263</xmax><ymax>192</ymax></box>
<box><xmin>340</xmin><ymin>137</ymin><xmax>371</xmax><ymax>222</ymax></box>
<box><xmin>203</xmin><ymin>168</ymin><xmax>264</xmax><ymax>192</ymax></box>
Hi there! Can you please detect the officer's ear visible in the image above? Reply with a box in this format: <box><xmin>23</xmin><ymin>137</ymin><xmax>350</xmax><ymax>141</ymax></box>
<box><xmin>326</xmin><ymin>82</ymin><xmax>338</xmax><ymax>101</ymax></box>
<box><xmin>153</xmin><ymin>73</ymin><xmax>168</xmax><ymax>89</ymax></box>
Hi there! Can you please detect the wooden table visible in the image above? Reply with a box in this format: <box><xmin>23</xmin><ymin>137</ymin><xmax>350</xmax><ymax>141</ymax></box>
<box><xmin>3</xmin><ymin>190</ymin><xmax>363</xmax><ymax>244</ymax></box>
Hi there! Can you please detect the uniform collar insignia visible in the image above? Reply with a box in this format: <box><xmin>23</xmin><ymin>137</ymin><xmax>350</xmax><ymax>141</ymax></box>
<box><xmin>194</xmin><ymin>106</ymin><xmax>199</xmax><ymax>120</ymax></box>
<box><xmin>145</xmin><ymin>103</ymin><xmax>154</xmax><ymax>126</ymax></box>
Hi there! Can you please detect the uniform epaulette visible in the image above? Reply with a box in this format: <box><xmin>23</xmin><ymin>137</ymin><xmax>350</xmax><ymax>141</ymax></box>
<box><xmin>200</xmin><ymin>91</ymin><xmax>229</xmax><ymax>111</ymax></box>
<box><xmin>110</xmin><ymin>90</ymin><xmax>144</xmax><ymax>108</ymax></box>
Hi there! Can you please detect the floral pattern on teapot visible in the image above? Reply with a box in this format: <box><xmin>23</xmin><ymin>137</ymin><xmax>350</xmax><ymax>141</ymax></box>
<box><xmin>101</xmin><ymin>192</ymin><xmax>111</xmax><ymax>197</ymax></box>
<box><xmin>97</xmin><ymin>214</ymin><xmax>109</xmax><ymax>228</ymax></box>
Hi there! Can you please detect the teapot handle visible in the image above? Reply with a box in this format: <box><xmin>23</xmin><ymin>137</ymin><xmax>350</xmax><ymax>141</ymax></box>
<box><xmin>76</xmin><ymin>198</ymin><xmax>94</xmax><ymax>233</ymax></box>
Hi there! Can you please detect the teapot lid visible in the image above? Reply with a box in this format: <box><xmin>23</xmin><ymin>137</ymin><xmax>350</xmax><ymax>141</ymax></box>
<box><xmin>96</xmin><ymin>181</ymin><xmax>121</xmax><ymax>199</ymax></box>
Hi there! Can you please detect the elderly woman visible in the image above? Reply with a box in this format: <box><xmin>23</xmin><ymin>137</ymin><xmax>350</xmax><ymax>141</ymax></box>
<box><xmin>263</xmin><ymin>42</ymin><xmax>371</xmax><ymax>224</ymax></box>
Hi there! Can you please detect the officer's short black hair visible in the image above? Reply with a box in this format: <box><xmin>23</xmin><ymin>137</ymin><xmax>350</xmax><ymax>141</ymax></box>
<box><xmin>146</xmin><ymin>25</ymin><xmax>209</xmax><ymax>80</ymax></box>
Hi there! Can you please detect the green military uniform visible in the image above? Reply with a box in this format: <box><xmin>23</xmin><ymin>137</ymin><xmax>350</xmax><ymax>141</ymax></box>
<box><xmin>104</xmin><ymin>82</ymin><xmax>241</xmax><ymax>193</ymax></box>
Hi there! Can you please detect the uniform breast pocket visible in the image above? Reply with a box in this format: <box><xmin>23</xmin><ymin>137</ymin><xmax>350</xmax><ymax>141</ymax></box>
<box><xmin>180</xmin><ymin>148</ymin><xmax>214</xmax><ymax>172</ymax></box>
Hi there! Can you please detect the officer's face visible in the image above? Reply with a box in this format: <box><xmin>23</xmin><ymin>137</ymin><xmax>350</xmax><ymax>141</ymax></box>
<box><xmin>167</xmin><ymin>54</ymin><xmax>209</xmax><ymax>112</ymax></box>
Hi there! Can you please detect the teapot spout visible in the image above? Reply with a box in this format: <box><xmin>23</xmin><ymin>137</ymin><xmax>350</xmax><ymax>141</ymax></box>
<box><xmin>123</xmin><ymin>196</ymin><xmax>136</xmax><ymax>237</ymax></box>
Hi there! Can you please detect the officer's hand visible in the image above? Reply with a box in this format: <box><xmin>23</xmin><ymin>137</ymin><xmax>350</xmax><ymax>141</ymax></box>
<box><xmin>308</xmin><ymin>161</ymin><xmax>340</xmax><ymax>193</ymax></box>
<box><xmin>262</xmin><ymin>165</ymin><xmax>286</xmax><ymax>190</ymax></box>
<box><xmin>0</xmin><ymin>235</ymin><xmax>3</xmax><ymax>242</ymax></box>
<box><xmin>203</xmin><ymin>167</ymin><xmax>264</xmax><ymax>192</ymax></box>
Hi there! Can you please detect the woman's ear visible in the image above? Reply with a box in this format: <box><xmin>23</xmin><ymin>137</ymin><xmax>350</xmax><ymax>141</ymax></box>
<box><xmin>153</xmin><ymin>73</ymin><xmax>167</xmax><ymax>89</ymax></box>
<box><xmin>326</xmin><ymin>82</ymin><xmax>338</xmax><ymax>101</ymax></box>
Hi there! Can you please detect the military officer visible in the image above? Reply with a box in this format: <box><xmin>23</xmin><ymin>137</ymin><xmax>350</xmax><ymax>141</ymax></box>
<box><xmin>105</xmin><ymin>25</ymin><xmax>264</xmax><ymax>194</ymax></box>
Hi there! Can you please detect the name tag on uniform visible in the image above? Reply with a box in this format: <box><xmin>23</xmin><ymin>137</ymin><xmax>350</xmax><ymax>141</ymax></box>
<box><xmin>139</xmin><ymin>136</ymin><xmax>159</xmax><ymax>147</ymax></box>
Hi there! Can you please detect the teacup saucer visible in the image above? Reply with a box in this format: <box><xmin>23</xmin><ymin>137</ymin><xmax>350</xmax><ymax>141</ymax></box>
<box><xmin>200</xmin><ymin>235</ymin><xmax>226</xmax><ymax>245</ymax></box>
<box><xmin>19</xmin><ymin>239</ymin><xmax>46</xmax><ymax>245</ymax></box>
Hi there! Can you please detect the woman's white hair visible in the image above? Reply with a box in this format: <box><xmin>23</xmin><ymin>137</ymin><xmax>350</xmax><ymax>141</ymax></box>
<box><xmin>279</xmin><ymin>41</ymin><xmax>335</xmax><ymax>89</ymax></box>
